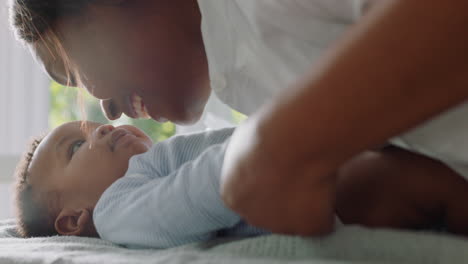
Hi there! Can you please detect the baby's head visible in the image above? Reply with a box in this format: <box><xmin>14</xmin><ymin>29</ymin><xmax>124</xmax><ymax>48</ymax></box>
<box><xmin>14</xmin><ymin>121</ymin><xmax>152</xmax><ymax>238</ymax></box>
<box><xmin>10</xmin><ymin>0</ymin><xmax>210</xmax><ymax>124</ymax></box>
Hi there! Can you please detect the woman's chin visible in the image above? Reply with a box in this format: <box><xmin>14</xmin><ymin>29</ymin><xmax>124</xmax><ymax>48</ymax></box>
<box><xmin>167</xmin><ymin>115</ymin><xmax>200</xmax><ymax>125</ymax></box>
<box><xmin>150</xmin><ymin>107</ymin><xmax>204</xmax><ymax>125</ymax></box>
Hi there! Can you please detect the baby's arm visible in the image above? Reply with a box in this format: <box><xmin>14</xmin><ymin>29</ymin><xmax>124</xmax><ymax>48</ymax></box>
<box><xmin>94</xmin><ymin>129</ymin><xmax>244</xmax><ymax>249</ymax></box>
<box><xmin>222</xmin><ymin>0</ymin><xmax>468</xmax><ymax>235</ymax></box>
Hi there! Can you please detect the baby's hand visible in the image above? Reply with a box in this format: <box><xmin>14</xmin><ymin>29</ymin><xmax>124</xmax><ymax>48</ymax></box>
<box><xmin>221</xmin><ymin>118</ymin><xmax>337</xmax><ymax>235</ymax></box>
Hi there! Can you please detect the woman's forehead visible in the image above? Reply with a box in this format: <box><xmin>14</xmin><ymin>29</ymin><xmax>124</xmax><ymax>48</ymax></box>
<box><xmin>31</xmin><ymin>41</ymin><xmax>70</xmax><ymax>86</ymax></box>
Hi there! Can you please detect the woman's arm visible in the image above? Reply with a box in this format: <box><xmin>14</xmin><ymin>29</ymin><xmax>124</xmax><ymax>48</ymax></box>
<box><xmin>221</xmin><ymin>0</ymin><xmax>468</xmax><ymax>235</ymax></box>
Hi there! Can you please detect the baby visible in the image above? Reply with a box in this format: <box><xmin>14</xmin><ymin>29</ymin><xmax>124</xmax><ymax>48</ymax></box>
<box><xmin>14</xmin><ymin>121</ymin><xmax>468</xmax><ymax>249</ymax></box>
<box><xmin>15</xmin><ymin>121</ymin><xmax>266</xmax><ymax>249</ymax></box>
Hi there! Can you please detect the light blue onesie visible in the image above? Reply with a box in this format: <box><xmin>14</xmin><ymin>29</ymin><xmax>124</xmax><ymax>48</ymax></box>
<box><xmin>93</xmin><ymin>127</ymin><xmax>268</xmax><ymax>249</ymax></box>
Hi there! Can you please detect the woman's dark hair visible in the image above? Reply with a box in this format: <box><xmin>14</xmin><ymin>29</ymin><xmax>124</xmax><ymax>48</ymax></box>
<box><xmin>9</xmin><ymin>0</ymin><xmax>125</xmax><ymax>125</ymax></box>
<box><xmin>10</xmin><ymin>0</ymin><xmax>127</xmax><ymax>43</ymax></box>
<box><xmin>9</xmin><ymin>0</ymin><xmax>97</xmax><ymax>92</ymax></box>
<box><xmin>9</xmin><ymin>0</ymin><xmax>127</xmax><ymax>83</ymax></box>
<box><xmin>10</xmin><ymin>0</ymin><xmax>92</xmax><ymax>44</ymax></box>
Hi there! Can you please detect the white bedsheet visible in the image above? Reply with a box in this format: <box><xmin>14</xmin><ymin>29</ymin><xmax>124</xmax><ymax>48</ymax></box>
<box><xmin>1</xmin><ymin>218</ymin><xmax>468</xmax><ymax>264</ymax></box>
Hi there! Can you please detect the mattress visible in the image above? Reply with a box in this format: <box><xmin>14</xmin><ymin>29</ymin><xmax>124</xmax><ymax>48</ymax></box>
<box><xmin>0</xmin><ymin>218</ymin><xmax>468</xmax><ymax>264</ymax></box>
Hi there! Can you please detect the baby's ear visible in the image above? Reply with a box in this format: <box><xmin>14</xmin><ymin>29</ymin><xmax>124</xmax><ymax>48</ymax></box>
<box><xmin>55</xmin><ymin>208</ymin><xmax>93</xmax><ymax>236</ymax></box>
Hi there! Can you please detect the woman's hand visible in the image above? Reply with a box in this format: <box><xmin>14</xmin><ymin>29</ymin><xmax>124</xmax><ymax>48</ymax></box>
<box><xmin>221</xmin><ymin>115</ymin><xmax>337</xmax><ymax>235</ymax></box>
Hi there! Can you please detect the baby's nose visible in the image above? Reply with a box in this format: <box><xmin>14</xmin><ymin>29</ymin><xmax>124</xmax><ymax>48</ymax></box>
<box><xmin>95</xmin><ymin>124</ymin><xmax>115</xmax><ymax>139</ymax></box>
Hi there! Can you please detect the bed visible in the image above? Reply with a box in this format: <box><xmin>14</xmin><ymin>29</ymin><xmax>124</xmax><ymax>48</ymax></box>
<box><xmin>1</xmin><ymin>218</ymin><xmax>468</xmax><ymax>264</ymax></box>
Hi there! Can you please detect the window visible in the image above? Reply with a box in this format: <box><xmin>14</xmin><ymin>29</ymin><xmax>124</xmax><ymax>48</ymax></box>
<box><xmin>49</xmin><ymin>82</ymin><xmax>176</xmax><ymax>142</ymax></box>
<box><xmin>0</xmin><ymin>5</ymin><xmax>50</xmax><ymax>219</ymax></box>
<box><xmin>49</xmin><ymin>82</ymin><xmax>246</xmax><ymax>139</ymax></box>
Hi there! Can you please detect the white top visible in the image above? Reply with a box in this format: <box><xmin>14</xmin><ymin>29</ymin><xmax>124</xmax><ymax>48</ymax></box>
<box><xmin>93</xmin><ymin>128</ymin><xmax>267</xmax><ymax>249</ymax></box>
<box><xmin>198</xmin><ymin>0</ymin><xmax>366</xmax><ymax>115</ymax></box>
<box><xmin>198</xmin><ymin>0</ymin><xmax>468</xmax><ymax>179</ymax></box>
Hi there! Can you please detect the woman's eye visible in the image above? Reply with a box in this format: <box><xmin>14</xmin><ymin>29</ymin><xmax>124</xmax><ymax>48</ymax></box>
<box><xmin>70</xmin><ymin>140</ymin><xmax>84</xmax><ymax>157</ymax></box>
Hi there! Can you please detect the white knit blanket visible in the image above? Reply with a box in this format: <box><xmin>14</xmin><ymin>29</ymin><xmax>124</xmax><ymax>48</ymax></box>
<box><xmin>0</xmin><ymin>218</ymin><xmax>467</xmax><ymax>264</ymax></box>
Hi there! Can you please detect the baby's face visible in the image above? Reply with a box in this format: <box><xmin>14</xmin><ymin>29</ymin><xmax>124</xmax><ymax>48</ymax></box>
<box><xmin>28</xmin><ymin>121</ymin><xmax>153</xmax><ymax>207</ymax></box>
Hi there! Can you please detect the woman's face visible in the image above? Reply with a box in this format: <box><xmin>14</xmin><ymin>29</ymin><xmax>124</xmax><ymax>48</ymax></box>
<box><xmin>35</xmin><ymin>1</ymin><xmax>210</xmax><ymax>124</ymax></box>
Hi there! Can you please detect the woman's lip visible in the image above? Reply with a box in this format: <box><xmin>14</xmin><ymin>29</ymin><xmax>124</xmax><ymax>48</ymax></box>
<box><xmin>124</xmin><ymin>93</ymin><xmax>168</xmax><ymax>122</ymax></box>
<box><xmin>133</xmin><ymin>94</ymin><xmax>151</xmax><ymax>119</ymax></box>
<box><xmin>124</xmin><ymin>94</ymin><xmax>138</xmax><ymax>119</ymax></box>
<box><xmin>129</xmin><ymin>93</ymin><xmax>153</xmax><ymax>119</ymax></box>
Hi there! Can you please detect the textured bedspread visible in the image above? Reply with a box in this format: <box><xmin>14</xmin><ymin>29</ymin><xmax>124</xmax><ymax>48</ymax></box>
<box><xmin>0</xmin><ymin>218</ymin><xmax>467</xmax><ymax>264</ymax></box>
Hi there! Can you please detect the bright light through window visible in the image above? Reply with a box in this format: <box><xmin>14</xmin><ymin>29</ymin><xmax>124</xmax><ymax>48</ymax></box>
<box><xmin>49</xmin><ymin>82</ymin><xmax>176</xmax><ymax>142</ymax></box>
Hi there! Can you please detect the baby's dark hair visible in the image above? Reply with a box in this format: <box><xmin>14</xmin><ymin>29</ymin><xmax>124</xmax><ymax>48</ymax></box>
<box><xmin>14</xmin><ymin>136</ymin><xmax>60</xmax><ymax>238</ymax></box>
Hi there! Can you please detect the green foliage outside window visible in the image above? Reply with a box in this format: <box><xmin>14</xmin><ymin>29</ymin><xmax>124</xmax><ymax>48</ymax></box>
<box><xmin>49</xmin><ymin>81</ymin><xmax>175</xmax><ymax>142</ymax></box>
<box><xmin>231</xmin><ymin>110</ymin><xmax>247</xmax><ymax>124</ymax></box>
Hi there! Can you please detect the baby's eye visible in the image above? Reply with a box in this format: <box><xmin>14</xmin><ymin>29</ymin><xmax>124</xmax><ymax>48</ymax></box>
<box><xmin>70</xmin><ymin>140</ymin><xmax>85</xmax><ymax>157</ymax></box>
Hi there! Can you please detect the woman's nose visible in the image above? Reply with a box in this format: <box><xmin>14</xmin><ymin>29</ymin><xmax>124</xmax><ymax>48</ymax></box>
<box><xmin>100</xmin><ymin>99</ymin><xmax>123</xmax><ymax>120</ymax></box>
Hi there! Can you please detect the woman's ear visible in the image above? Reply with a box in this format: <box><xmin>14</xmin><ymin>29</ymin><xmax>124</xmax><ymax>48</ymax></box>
<box><xmin>55</xmin><ymin>208</ymin><xmax>93</xmax><ymax>236</ymax></box>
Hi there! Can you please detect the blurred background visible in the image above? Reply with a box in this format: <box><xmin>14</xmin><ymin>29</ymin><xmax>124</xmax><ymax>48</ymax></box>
<box><xmin>0</xmin><ymin>3</ymin><xmax>244</xmax><ymax>219</ymax></box>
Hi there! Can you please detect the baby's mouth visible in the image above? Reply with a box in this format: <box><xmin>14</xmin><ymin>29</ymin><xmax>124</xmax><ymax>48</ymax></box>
<box><xmin>110</xmin><ymin>129</ymin><xmax>132</xmax><ymax>151</ymax></box>
<box><xmin>131</xmin><ymin>93</ymin><xmax>151</xmax><ymax>119</ymax></box>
